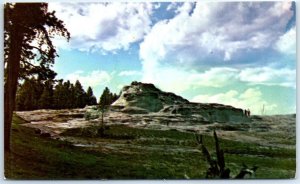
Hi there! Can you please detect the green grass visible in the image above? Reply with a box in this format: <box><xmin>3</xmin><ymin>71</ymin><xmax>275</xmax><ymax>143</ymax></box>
<box><xmin>5</xmin><ymin>115</ymin><xmax>296</xmax><ymax>179</ymax></box>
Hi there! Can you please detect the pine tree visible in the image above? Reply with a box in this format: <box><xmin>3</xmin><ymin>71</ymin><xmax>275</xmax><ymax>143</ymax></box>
<box><xmin>52</xmin><ymin>80</ymin><xmax>92</xmax><ymax>109</ymax></box>
<box><xmin>68</xmin><ymin>84</ymin><xmax>76</xmax><ymax>108</ymax></box>
<box><xmin>112</xmin><ymin>93</ymin><xmax>119</xmax><ymax>104</ymax></box>
<box><xmin>32</xmin><ymin>79</ymin><xmax>44</xmax><ymax>109</ymax></box>
<box><xmin>62</xmin><ymin>80</ymin><xmax>71</xmax><ymax>109</ymax></box>
<box><xmin>4</xmin><ymin>3</ymin><xmax>70</xmax><ymax>152</ymax></box>
<box><xmin>16</xmin><ymin>80</ymin><xmax>31</xmax><ymax>111</ymax></box>
<box><xmin>98</xmin><ymin>87</ymin><xmax>119</xmax><ymax>109</ymax></box>
<box><xmin>74</xmin><ymin>80</ymin><xmax>87</xmax><ymax>108</ymax></box>
<box><xmin>38</xmin><ymin>81</ymin><xmax>54</xmax><ymax>109</ymax></box>
<box><xmin>16</xmin><ymin>79</ymin><xmax>93</xmax><ymax>110</ymax></box>
<box><xmin>15</xmin><ymin>78</ymin><xmax>44</xmax><ymax>111</ymax></box>
<box><xmin>98</xmin><ymin>87</ymin><xmax>111</xmax><ymax>137</ymax></box>
<box><xmin>53</xmin><ymin>80</ymin><xmax>64</xmax><ymax>109</ymax></box>
<box><xmin>86</xmin><ymin>86</ymin><xmax>97</xmax><ymax>105</ymax></box>
<box><xmin>99</xmin><ymin>87</ymin><xmax>112</xmax><ymax>109</ymax></box>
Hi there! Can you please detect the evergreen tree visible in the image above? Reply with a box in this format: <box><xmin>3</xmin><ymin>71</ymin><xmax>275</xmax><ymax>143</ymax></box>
<box><xmin>16</xmin><ymin>80</ymin><xmax>31</xmax><ymax>111</ymax></box>
<box><xmin>38</xmin><ymin>80</ymin><xmax>54</xmax><ymax>109</ymax></box>
<box><xmin>4</xmin><ymin>3</ymin><xmax>70</xmax><ymax>152</ymax></box>
<box><xmin>99</xmin><ymin>87</ymin><xmax>112</xmax><ymax>109</ymax></box>
<box><xmin>15</xmin><ymin>78</ymin><xmax>44</xmax><ymax>111</ymax></box>
<box><xmin>52</xmin><ymin>80</ymin><xmax>92</xmax><ymax>109</ymax></box>
<box><xmin>86</xmin><ymin>86</ymin><xmax>97</xmax><ymax>105</ymax></box>
<box><xmin>112</xmin><ymin>93</ymin><xmax>119</xmax><ymax>104</ymax></box>
<box><xmin>97</xmin><ymin>87</ymin><xmax>119</xmax><ymax>137</ymax></box>
<box><xmin>98</xmin><ymin>87</ymin><xmax>111</xmax><ymax>137</ymax></box>
<box><xmin>32</xmin><ymin>79</ymin><xmax>44</xmax><ymax>109</ymax></box>
<box><xmin>62</xmin><ymin>80</ymin><xmax>71</xmax><ymax>109</ymax></box>
<box><xmin>53</xmin><ymin>80</ymin><xmax>64</xmax><ymax>109</ymax></box>
<box><xmin>68</xmin><ymin>84</ymin><xmax>76</xmax><ymax>108</ymax></box>
<box><xmin>16</xmin><ymin>79</ymin><xmax>92</xmax><ymax>110</ymax></box>
<box><xmin>74</xmin><ymin>80</ymin><xmax>87</xmax><ymax>108</ymax></box>
<box><xmin>99</xmin><ymin>87</ymin><xmax>119</xmax><ymax>109</ymax></box>
<box><xmin>15</xmin><ymin>83</ymin><xmax>24</xmax><ymax>111</ymax></box>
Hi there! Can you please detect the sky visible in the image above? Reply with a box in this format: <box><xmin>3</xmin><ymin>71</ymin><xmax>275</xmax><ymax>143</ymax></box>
<box><xmin>48</xmin><ymin>1</ymin><xmax>296</xmax><ymax>115</ymax></box>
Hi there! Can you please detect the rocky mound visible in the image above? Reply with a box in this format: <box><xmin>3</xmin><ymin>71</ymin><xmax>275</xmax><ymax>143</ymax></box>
<box><xmin>111</xmin><ymin>81</ymin><xmax>249</xmax><ymax>123</ymax></box>
<box><xmin>160</xmin><ymin>103</ymin><xmax>248</xmax><ymax>123</ymax></box>
<box><xmin>112</xmin><ymin>81</ymin><xmax>189</xmax><ymax>112</ymax></box>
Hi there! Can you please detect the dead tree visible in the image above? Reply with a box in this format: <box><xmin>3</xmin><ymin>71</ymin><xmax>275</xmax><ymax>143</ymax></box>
<box><xmin>235</xmin><ymin>164</ymin><xmax>258</xmax><ymax>179</ymax></box>
<box><xmin>196</xmin><ymin>131</ymin><xmax>257</xmax><ymax>179</ymax></box>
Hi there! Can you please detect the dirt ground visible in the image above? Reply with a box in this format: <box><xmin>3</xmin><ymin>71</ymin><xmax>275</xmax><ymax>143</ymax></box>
<box><xmin>16</xmin><ymin>109</ymin><xmax>296</xmax><ymax>149</ymax></box>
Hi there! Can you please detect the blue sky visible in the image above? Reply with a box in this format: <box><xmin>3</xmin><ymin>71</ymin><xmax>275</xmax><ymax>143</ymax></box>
<box><xmin>48</xmin><ymin>1</ymin><xmax>296</xmax><ymax>115</ymax></box>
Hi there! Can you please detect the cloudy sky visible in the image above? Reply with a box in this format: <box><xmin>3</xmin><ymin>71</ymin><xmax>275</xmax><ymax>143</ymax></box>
<box><xmin>48</xmin><ymin>1</ymin><xmax>296</xmax><ymax>115</ymax></box>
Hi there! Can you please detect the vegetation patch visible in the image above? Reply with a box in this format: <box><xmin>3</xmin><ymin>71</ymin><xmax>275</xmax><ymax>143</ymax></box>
<box><xmin>5</xmin><ymin>115</ymin><xmax>296</xmax><ymax>179</ymax></box>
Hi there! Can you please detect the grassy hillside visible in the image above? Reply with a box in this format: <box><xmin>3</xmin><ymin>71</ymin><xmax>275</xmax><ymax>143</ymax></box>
<box><xmin>5</xmin><ymin>114</ymin><xmax>295</xmax><ymax>179</ymax></box>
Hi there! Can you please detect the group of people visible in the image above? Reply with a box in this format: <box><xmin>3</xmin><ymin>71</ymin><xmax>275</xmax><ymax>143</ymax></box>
<box><xmin>244</xmin><ymin>109</ymin><xmax>251</xmax><ymax>117</ymax></box>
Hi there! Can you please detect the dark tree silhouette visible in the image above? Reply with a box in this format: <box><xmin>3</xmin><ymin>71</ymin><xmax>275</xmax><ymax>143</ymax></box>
<box><xmin>62</xmin><ymin>80</ymin><xmax>72</xmax><ymax>109</ymax></box>
<box><xmin>98</xmin><ymin>87</ymin><xmax>111</xmax><ymax>134</ymax></box>
<box><xmin>15</xmin><ymin>80</ymin><xmax>34</xmax><ymax>111</ymax></box>
<box><xmin>68</xmin><ymin>83</ymin><xmax>76</xmax><ymax>108</ymax></box>
<box><xmin>74</xmin><ymin>80</ymin><xmax>87</xmax><ymax>108</ymax></box>
<box><xmin>52</xmin><ymin>80</ymin><xmax>64</xmax><ymax>109</ymax></box>
<box><xmin>4</xmin><ymin>3</ymin><xmax>70</xmax><ymax>152</ymax></box>
<box><xmin>16</xmin><ymin>79</ymin><xmax>93</xmax><ymax>111</ymax></box>
<box><xmin>98</xmin><ymin>87</ymin><xmax>118</xmax><ymax>136</ymax></box>
<box><xmin>99</xmin><ymin>87</ymin><xmax>119</xmax><ymax>109</ymax></box>
<box><xmin>53</xmin><ymin>80</ymin><xmax>74</xmax><ymax>109</ymax></box>
<box><xmin>196</xmin><ymin>131</ymin><xmax>258</xmax><ymax>179</ymax></box>
<box><xmin>86</xmin><ymin>86</ymin><xmax>97</xmax><ymax>105</ymax></box>
<box><xmin>38</xmin><ymin>80</ymin><xmax>54</xmax><ymax>109</ymax></box>
<box><xmin>15</xmin><ymin>78</ymin><xmax>44</xmax><ymax>111</ymax></box>
<box><xmin>99</xmin><ymin>87</ymin><xmax>112</xmax><ymax>110</ymax></box>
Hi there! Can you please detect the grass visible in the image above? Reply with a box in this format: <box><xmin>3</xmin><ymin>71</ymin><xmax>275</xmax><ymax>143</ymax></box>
<box><xmin>5</xmin><ymin>114</ymin><xmax>296</xmax><ymax>179</ymax></box>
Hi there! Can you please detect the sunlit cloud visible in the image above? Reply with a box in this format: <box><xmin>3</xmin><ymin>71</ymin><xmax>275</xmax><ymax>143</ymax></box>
<box><xmin>65</xmin><ymin>70</ymin><xmax>112</xmax><ymax>89</ymax></box>
<box><xmin>118</xmin><ymin>70</ymin><xmax>142</xmax><ymax>77</ymax></box>
<box><xmin>49</xmin><ymin>2</ymin><xmax>296</xmax><ymax>115</ymax></box>
<box><xmin>140</xmin><ymin>2</ymin><xmax>294</xmax><ymax>70</ymax></box>
<box><xmin>49</xmin><ymin>2</ymin><xmax>154</xmax><ymax>53</ymax></box>
<box><xmin>275</xmin><ymin>26</ymin><xmax>296</xmax><ymax>55</ymax></box>
<box><xmin>192</xmin><ymin>88</ymin><xmax>278</xmax><ymax>115</ymax></box>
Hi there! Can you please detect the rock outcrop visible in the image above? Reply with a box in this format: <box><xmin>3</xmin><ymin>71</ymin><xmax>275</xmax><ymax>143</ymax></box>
<box><xmin>112</xmin><ymin>81</ymin><xmax>189</xmax><ymax>112</ymax></box>
<box><xmin>160</xmin><ymin>103</ymin><xmax>247</xmax><ymax>123</ymax></box>
<box><xmin>111</xmin><ymin>81</ymin><xmax>249</xmax><ymax>123</ymax></box>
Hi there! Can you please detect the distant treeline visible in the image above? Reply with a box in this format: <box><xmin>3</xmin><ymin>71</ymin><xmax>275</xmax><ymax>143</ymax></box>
<box><xmin>16</xmin><ymin>78</ymin><xmax>118</xmax><ymax>111</ymax></box>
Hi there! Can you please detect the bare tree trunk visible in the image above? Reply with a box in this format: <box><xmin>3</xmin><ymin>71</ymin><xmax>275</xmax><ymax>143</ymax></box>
<box><xmin>4</xmin><ymin>27</ymin><xmax>23</xmax><ymax>153</ymax></box>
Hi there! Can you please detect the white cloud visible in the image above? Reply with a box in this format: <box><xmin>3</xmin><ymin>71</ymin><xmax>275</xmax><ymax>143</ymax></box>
<box><xmin>275</xmin><ymin>26</ymin><xmax>296</xmax><ymax>55</ymax></box>
<box><xmin>153</xmin><ymin>3</ymin><xmax>161</xmax><ymax>10</ymax></box>
<box><xmin>65</xmin><ymin>70</ymin><xmax>111</xmax><ymax>88</ymax></box>
<box><xmin>166</xmin><ymin>2</ymin><xmax>178</xmax><ymax>11</ymax></box>
<box><xmin>49</xmin><ymin>2</ymin><xmax>153</xmax><ymax>53</ymax></box>
<box><xmin>192</xmin><ymin>88</ymin><xmax>278</xmax><ymax>115</ymax></box>
<box><xmin>142</xmin><ymin>64</ymin><xmax>295</xmax><ymax>96</ymax></box>
<box><xmin>239</xmin><ymin>67</ymin><xmax>296</xmax><ymax>88</ymax></box>
<box><xmin>139</xmin><ymin>2</ymin><xmax>295</xmax><ymax>101</ymax></box>
<box><xmin>118</xmin><ymin>70</ymin><xmax>142</xmax><ymax>77</ymax></box>
<box><xmin>140</xmin><ymin>2</ymin><xmax>294</xmax><ymax>72</ymax></box>
<box><xmin>142</xmin><ymin>67</ymin><xmax>194</xmax><ymax>93</ymax></box>
<box><xmin>142</xmin><ymin>67</ymin><xmax>240</xmax><ymax>94</ymax></box>
<box><xmin>187</xmin><ymin>67</ymin><xmax>239</xmax><ymax>88</ymax></box>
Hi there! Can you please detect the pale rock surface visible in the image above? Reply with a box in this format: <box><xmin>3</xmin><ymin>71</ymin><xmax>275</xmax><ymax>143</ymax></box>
<box><xmin>111</xmin><ymin>81</ymin><xmax>249</xmax><ymax>123</ymax></box>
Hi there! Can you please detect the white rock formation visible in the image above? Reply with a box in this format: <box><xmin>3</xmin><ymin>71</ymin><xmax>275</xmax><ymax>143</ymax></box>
<box><xmin>111</xmin><ymin>81</ymin><xmax>249</xmax><ymax>123</ymax></box>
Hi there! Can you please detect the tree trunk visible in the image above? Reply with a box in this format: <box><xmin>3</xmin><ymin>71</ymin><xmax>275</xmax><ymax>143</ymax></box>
<box><xmin>4</xmin><ymin>26</ymin><xmax>23</xmax><ymax>153</ymax></box>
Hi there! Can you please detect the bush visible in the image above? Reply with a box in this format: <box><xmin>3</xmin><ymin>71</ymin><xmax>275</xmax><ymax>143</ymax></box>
<box><xmin>84</xmin><ymin>109</ymin><xmax>100</xmax><ymax>120</ymax></box>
